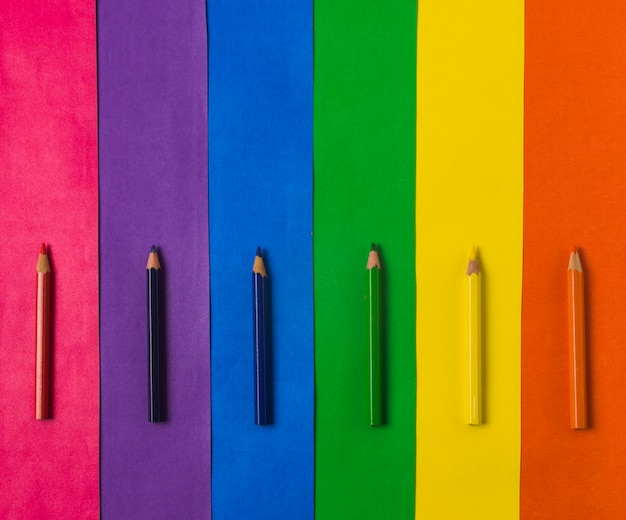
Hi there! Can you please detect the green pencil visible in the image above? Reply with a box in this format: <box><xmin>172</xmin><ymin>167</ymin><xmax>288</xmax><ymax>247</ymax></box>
<box><xmin>367</xmin><ymin>243</ymin><xmax>382</xmax><ymax>426</ymax></box>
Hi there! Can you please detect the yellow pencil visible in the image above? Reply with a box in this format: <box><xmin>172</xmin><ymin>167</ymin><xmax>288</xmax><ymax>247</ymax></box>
<box><xmin>467</xmin><ymin>247</ymin><xmax>482</xmax><ymax>425</ymax></box>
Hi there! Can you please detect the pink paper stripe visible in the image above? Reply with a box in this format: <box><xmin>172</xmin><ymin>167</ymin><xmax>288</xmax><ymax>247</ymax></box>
<box><xmin>0</xmin><ymin>2</ymin><xmax>99</xmax><ymax>518</ymax></box>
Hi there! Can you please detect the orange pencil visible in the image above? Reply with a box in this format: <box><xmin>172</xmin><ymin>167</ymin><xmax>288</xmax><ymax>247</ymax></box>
<box><xmin>35</xmin><ymin>243</ymin><xmax>51</xmax><ymax>420</ymax></box>
<box><xmin>568</xmin><ymin>248</ymin><xmax>587</xmax><ymax>429</ymax></box>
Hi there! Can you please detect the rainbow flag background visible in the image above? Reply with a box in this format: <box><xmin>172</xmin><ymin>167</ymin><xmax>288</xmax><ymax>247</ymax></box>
<box><xmin>1</xmin><ymin>0</ymin><xmax>626</xmax><ymax>518</ymax></box>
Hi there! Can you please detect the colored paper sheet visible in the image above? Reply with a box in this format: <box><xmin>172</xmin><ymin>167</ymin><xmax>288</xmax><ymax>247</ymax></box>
<box><xmin>521</xmin><ymin>3</ymin><xmax>626</xmax><ymax>518</ymax></box>
<box><xmin>314</xmin><ymin>3</ymin><xmax>416</xmax><ymax>519</ymax></box>
<box><xmin>207</xmin><ymin>1</ymin><xmax>314</xmax><ymax>519</ymax></box>
<box><xmin>415</xmin><ymin>2</ymin><xmax>523</xmax><ymax>518</ymax></box>
<box><xmin>98</xmin><ymin>2</ymin><xmax>210</xmax><ymax>518</ymax></box>
<box><xmin>0</xmin><ymin>2</ymin><xmax>99</xmax><ymax>518</ymax></box>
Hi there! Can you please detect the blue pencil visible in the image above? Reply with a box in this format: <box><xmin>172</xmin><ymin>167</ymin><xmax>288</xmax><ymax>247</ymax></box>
<box><xmin>252</xmin><ymin>247</ymin><xmax>268</xmax><ymax>425</ymax></box>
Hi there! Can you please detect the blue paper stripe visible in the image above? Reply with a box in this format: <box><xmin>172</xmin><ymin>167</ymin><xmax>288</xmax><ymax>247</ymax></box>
<box><xmin>207</xmin><ymin>1</ymin><xmax>314</xmax><ymax>518</ymax></box>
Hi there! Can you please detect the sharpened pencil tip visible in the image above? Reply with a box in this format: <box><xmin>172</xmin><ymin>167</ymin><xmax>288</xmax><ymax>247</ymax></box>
<box><xmin>147</xmin><ymin>246</ymin><xmax>161</xmax><ymax>270</ymax></box>
<box><xmin>571</xmin><ymin>246</ymin><xmax>577</xmax><ymax>253</ymax></box>
<box><xmin>253</xmin><ymin>248</ymin><xmax>266</xmax><ymax>276</ymax></box>
<box><xmin>568</xmin><ymin>249</ymin><xmax>582</xmax><ymax>272</ymax></box>
<box><xmin>367</xmin><ymin>245</ymin><xmax>381</xmax><ymax>269</ymax></box>
<box><xmin>37</xmin><ymin>244</ymin><xmax>51</xmax><ymax>272</ymax></box>
<box><xmin>466</xmin><ymin>249</ymin><xmax>480</xmax><ymax>276</ymax></box>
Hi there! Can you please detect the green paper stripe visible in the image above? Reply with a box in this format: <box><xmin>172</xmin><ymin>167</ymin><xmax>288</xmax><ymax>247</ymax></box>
<box><xmin>313</xmin><ymin>2</ymin><xmax>417</xmax><ymax>518</ymax></box>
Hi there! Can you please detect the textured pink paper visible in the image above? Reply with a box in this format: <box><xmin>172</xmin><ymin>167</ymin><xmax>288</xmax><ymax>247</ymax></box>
<box><xmin>0</xmin><ymin>2</ymin><xmax>99</xmax><ymax>518</ymax></box>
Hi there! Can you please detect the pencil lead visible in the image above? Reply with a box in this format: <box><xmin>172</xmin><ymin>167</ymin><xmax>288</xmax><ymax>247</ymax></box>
<box><xmin>40</xmin><ymin>243</ymin><xmax>46</xmax><ymax>255</ymax></box>
<box><xmin>150</xmin><ymin>245</ymin><xmax>157</xmax><ymax>253</ymax></box>
<box><xmin>256</xmin><ymin>246</ymin><xmax>262</xmax><ymax>257</ymax></box>
<box><xmin>469</xmin><ymin>246</ymin><xmax>477</xmax><ymax>261</ymax></box>
<box><xmin>370</xmin><ymin>243</ymin><xmax>377</xmax><ymax>252</ymax></box>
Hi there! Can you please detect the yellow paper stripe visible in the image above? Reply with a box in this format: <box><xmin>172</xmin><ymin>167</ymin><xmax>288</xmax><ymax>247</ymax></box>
<box><xmin>415</xmin><ymin>1</ymin><xmax>523</xmax><ymax>518</ymax></box>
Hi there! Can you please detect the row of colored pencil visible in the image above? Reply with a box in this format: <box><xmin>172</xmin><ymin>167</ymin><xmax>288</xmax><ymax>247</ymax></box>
<box><xmin>33</xmin><ymin>244</ymin><xmax>586</xmax><ymax>433</ymax></box>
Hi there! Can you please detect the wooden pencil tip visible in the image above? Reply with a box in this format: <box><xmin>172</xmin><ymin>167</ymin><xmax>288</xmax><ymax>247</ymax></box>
<box><xmin>568</xmin><ymin>249</ymin><xmax>582</xmax><ymax>271</ymax></box>
<box><xmin>253</xmin><ymin>249</ymin><xmax>267</xmax><ymax>276</ymax></box>
<box><xmin>466</xmin><ymin>250</ymin><xmax>480</xmax><ymax>276</ymax></box>
<box><xmin>147</xmin><ymin>247</ymin><xmax>161</xmax><ymax>270</ymax></box>
<box><xmin>367</xmin><ymin>247</ymin><xmax>381</xmax><ymax>269</ymax></box>
<box><xmin>37</xmin><ymin>244</ymin><xmax>51</xmax><ymax>272</ymax></box>
<box><xmin>370</xmin><ymin>243</ymin><xmax>377</xmax><ymax>252</ymax></box>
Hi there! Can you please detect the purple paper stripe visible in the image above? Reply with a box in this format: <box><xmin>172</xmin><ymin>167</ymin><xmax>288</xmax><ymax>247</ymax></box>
<box><xmin>98</xmin><ymin>2</ymin><xmax>210</xmax><ymax>519</ymax></box>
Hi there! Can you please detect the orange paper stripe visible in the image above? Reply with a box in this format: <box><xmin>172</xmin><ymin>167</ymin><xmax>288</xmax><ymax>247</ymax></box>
<box><xmin>522</xmin><ymin>1</ymin><xmax>626</xmax><ymax>517</ymax></box>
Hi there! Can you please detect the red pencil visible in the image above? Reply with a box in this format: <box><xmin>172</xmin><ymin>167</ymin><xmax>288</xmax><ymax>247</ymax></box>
<box><xmin>35</xmin><ymin>243</ymin><xmax>51</xmax><ymax>419</ymax></box>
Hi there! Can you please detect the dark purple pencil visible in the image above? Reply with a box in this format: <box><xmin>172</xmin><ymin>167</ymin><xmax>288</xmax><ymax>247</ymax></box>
<box><xmin>147</xmin><ymin>246</ymin><xmax>162</xmax><ymax>422</ymax></box>
<box><xmin>252</xmin><ymin>247</ymin><xmax>268</xmax><ymax>425</ymax></box>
